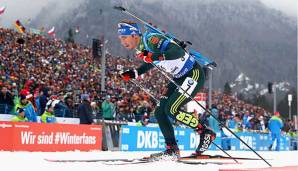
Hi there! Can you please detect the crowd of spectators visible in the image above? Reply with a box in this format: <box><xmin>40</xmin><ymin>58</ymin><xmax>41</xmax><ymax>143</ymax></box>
<box><xmin>208</xmin><ymin>90</ymin><xmax>271</xmax><ymax>132</ymax></box>
<box><xmin>0</xmin><ymin>27</ymin><xmax>296</xmax><ymax>134</ymax></box>
<box><xmin>0</xmin><ymin>27</ymin><xmax>161</xmax><ymax>121</ymax></box>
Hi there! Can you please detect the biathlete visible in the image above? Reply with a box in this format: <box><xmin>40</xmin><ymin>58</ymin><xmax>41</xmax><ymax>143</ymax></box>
<box><xmin>118</xmin><ymin>21</ymin><xmax>216</xmax><ymax>159</ymax></box>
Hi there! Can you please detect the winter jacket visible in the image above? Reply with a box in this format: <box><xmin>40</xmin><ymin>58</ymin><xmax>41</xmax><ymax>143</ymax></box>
<box><xmin>78</xmin><ymin>100</ymin><xmax>93</xmax><ymax>124</ymax></box>
<box><xmin>15</xmin><ymin>101</ymin><xmax>37</xmax><ymax>122</ymax></box>
<box><xmin>208</xmin><ymin>108</ymin><xmax>220</xmax><ymax>132</ymax></box>
<box><xmin>268</xmin><ymin>116</ymin><xmax>283</xmax><ymax>134</ymax></box>
<box><xmin>41</xmin><ymin>111</ymin><xmax>56</xmax><ymax>123</ymax></box>
<box><xmin>11</xmin><ymin>115</ymin><xmax>28</xmax><ymax>122</ymax></box>
<box><xmin>102</xmin><ymin>100</ymin><xmax>115</xmax><ymax>120</ymax></box>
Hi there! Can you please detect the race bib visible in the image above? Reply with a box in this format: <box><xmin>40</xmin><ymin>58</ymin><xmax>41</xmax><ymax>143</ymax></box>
<box><xmin>178</xmin><ymin>77</ymin><xmax>197</xmax><ymax>98</ymax></box>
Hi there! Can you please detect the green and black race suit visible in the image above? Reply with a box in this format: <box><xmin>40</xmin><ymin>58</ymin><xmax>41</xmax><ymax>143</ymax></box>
<box><xmin>135</xmin><ymin>33</ymin><xmax>206</xmax><ymax>145</ymax></box>
<box><xmin>136</xmin><ymin>33</ymin><xmax>196</xmax><ymax>78</ymax></box>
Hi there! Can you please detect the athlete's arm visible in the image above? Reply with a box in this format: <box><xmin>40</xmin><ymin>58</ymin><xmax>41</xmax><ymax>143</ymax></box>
<box><xmin>136</xmin><ymin>34</ymin><xmax>185</xmax><ymax>75</ymax></box>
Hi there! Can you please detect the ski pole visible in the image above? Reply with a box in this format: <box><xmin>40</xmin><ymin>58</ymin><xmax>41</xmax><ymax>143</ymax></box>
<box><xmin>115</xmin><ymin>6</ymin><xmax>270</xmax><ymax>167</ymax></box>
<box><xmin>129</xmin><ymin>78</ymin><xmax>238</xmax><ymax>163</ymax></box>
<box><xmin>149</xmin><ymin>62</ymin><xmax>271</xmax><ymax>167</ymax></box>
<box><xmin>114</xmin><ymin>6</ymin><xmax>147</xmax><ymax>27</ymax></box>
<box><xmin>129</xmin><ymin>79</ymin><xmax>160</xmax><ymax>106</ymax></box>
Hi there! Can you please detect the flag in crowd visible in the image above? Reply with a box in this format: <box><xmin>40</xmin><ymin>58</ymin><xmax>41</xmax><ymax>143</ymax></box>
<box><xmin>0</xmin><ymin>6</ymin><xmax>5</xmax><ymax>15</ymax></box>
<box><xmin>15</xmin><ymin>20</ymin><xmax>26</xmax><ymax>33</ymax></box>
<box><xmin>47</xmin><ymin>26</ymin><xmax>55</xmax><ymax>36</ymax></box>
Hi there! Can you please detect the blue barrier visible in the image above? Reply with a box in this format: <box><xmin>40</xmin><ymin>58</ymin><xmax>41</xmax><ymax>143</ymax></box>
<box><xmin>120</xmin><ymin>125</ymin><xmax>290</xmax><ymax>151</ymax></box>
<box><xmin>229</xmin><ymin>132</ymin><xmax>290</xmax><ymax>151</ymax></box>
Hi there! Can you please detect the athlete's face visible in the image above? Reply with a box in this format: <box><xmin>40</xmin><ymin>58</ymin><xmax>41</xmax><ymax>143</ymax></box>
<box><xmin>118</xmin><ymin>35</ymin><xmax>140</xmax><ymax>50</ymax></box>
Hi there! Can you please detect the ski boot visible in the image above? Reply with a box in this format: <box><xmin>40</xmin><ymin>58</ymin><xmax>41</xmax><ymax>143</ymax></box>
<box><xmin>192</xmin><ymin>125</ymin><xmax>216</xmax><ymax>156</ymax></box>
<box><xmin>149</xmin><ymin>143</ymin><xmax>180</xmax><ymax>161</ymax></box>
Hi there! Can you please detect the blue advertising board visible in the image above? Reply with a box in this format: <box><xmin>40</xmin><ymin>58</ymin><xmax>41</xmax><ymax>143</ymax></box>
<box><xmin>228</xmin><ymin>132</ymin><xmax>290</xmax><ymax>151</ymax></box>
<box><xmin>120</xmin><ymin>125</ymin><xmax>290</xmax><ymax>151</ymax></box>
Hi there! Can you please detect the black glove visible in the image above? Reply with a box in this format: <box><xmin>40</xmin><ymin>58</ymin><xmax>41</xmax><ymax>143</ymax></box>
<box><xmin>120</xmin><ymin>69</ymin><xmax>138</xmax><ymax>81</ymax></box>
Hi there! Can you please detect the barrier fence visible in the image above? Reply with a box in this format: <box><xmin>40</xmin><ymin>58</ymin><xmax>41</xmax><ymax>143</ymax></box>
<box><xmin>0</xmin><ymin>121</ymin><xmax>102</xmax><ymax>151</ymax></box>
<box><xmin>0</xmin><ymin>118</ymin><xmax>296</xmax><ymax>152</ymax></box>
<box><xmin>119</xmin><ymin>125</ymin><xmax>291</xmax><ymax>151</ymax></box>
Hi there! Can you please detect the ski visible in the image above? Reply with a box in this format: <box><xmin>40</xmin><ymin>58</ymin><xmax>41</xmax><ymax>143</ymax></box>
<box><xmin>45</xmin><ymin>157</ymin><xmax>154</xmax><ymax>165</ymax></box>
<box><xmin>176</xmin><ymin>160</ymin><xmax>239</xmax><ymax>165</ymax></box>
<box><xmin>102</xmin><ymin>159</ymin><xmax>153</xmax><ymax>165</ymax></box>
<box><xmin>180</xmin><ymin>154</ymin><xmax>264</xmax><ymax>161</ymax></box>
<box><xmin>45</xmin><ymin>154</ymin><xmax>266</xmax><ymax>166</ymax></box>
<box><xmin>45</xmin><ymin>158</ymin><xmax>141</xmax><ymax>163</ymax></box>
<box><xmin>103</xmin><ymin>160</ymin><xmax>237</xmax><ymax>166</ymax></box>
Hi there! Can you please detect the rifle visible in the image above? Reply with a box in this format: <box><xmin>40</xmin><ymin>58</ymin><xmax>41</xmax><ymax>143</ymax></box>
<box><xmin>114</xmin><ymin>6</ymin><xmax>217</xmax><ymax>68</ymax></box>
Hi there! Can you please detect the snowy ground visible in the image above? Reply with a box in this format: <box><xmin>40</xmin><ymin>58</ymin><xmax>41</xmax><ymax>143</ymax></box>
<box><xmin>0</xmin><ymin>150</ymin><xmax>297</xmax><ymax>171</ymax></box>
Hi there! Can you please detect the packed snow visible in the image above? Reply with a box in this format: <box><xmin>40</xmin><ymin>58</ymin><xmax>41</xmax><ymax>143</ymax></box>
<box><xmin>0</xmin><ymin>150</ymin><xmax>297</xmax><ymax>171</ymax></box>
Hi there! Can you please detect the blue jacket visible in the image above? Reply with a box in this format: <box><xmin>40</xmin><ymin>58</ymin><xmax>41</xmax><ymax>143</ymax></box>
<box><xmin>35</xmin><ymin>96</ymin><xmax>41</xmax><ymax>115</ymax></box>
<box><xmin>208</xmin><ymin>108</ymin><xmax>220</xmax><ymax>132</ymax></box>
<box><xmin>227</xmin><ymin>118</ymin><xmax>236</xmax><ymax>129</ymax></box>
<box><xmin>242</xmin><ymin>115</ymin><xmax>251</xmax><ymax>129</ymax></box>
<box><xmin>268</xmin><ymin>116</ymin><xmax>283</xmax><ymax>134</ymax></box>
<box><xmin>54</xmin><ymin>102</ymin><xmax>72</xmax><ymax>117</ymax></box>
<box><xmin>15</xmin><ymin>101</ymin><xmax>37</xmax><ymax>122</ymax></box>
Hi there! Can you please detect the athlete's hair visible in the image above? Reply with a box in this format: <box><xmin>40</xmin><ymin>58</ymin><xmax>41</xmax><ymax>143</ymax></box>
<box><xmin>119</xmin><ymin>20</ymin><xmax>137</xmax><ymax>25</ymax></box>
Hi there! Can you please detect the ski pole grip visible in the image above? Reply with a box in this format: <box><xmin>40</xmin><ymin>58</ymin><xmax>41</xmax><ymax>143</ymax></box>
<box><xmin>114</xmin><ymin>6</ymin><xmax>126</xmax><ymax>11</ymax></box>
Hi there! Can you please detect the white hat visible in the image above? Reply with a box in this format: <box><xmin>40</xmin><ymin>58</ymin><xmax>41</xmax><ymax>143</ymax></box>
<box><xmin>46</xmin><ymin>99</ymin><xmax>60</xmax><ymax>110</ymax></box>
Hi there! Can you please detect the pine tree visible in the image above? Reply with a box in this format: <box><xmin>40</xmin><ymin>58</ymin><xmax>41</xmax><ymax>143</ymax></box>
<box><xmin>224</xmin><ymin>82</ymin><xmax>232</xmax><ymax>95</ymax></box>
<box><xmin>65</xmin><ymin>28</ymin><xmax>75</xmax><ymax>43</ymax></box>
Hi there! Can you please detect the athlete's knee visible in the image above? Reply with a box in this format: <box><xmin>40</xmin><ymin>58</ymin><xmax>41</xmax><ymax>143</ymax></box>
<box><xmin>164</xmin><ymin>101</ymin><xmax>176</xmax><ymax>116</ymax></box>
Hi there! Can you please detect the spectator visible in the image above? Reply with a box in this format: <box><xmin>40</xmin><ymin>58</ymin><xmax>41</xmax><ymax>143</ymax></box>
<box><xmin>41</xmin><ymin>99</ymin><xmax>58</xmax><ymax>123</ymax></box>
<box><xmin>91</xmin><ymin>101</ymin><xmax>99</xmax><ymax>119</ymax></box>
<box><xmin>15</xmin><ymin>95</ymin><xmax>37</xmax><ymax>122</ymax></box>
<box><xmin>35</xmin><ymin>90</ymin><xmax>42</xmax><ymax>115</ymax></box>
<box><xmin>102</xmin><ymin>95</ymin><xmax>115</xmax><ymax>120</ymax></box>
<box><xmin>136</xmin><ymin>113</ymin><xmax>150</xmax><ymax>126</ymax></box>
<box><xmin>53</xmin><ymin>95</ymin><xmax>72</xmax><ymax>118</ymax></box>
<box><xmin>268</xmin><ymin>111</ymin><xmax>284</xmax><ymax>151</ymax></box>
<box><xmin>11</xmin><ymin>107</ymin><xmax>28</xmax><ymax>122</ymax></box>
<box><xmin>64</xmin><ymin>96</ymin><xmax>74</xmax><ymax>117</ymax></box>
<box><xmin>39</xmin><ymin>87</ymin><xmax>51</xmax><ymax>115</ymax></box>
<box><xmin>134</xmin><ymin>100</ymin><xmax>150</xmax><ymax>122</ymax></box>
<box><xmin>283</xmin><ymin>119</ymin><xmax>295</xmax><ymax>133</ymax></box>
<box><xmin>242</xmin><ymin>111</ymin><xmax>252</xmax><ymax>130</ymax></box>
<box><xmin>226</xmin><ymin>114</ymin><xmax>236</xmax><ymax>130</ymax></box>
<box><xmin>233</xmin><ymin>114</ymin><xmax>243</xmax><ymax>132</ymax></box>
<box><xmin>258</xmin><ymin>116</ymin><xmax>266</xmax><ymax>131</ymax></box>
<box><xmin>0</xmin><ymin>86</ymin><xmax>14</xmax><ymax>114</ymax></box>
<box><xmin>78</xmin><ymin>94</ymin><xmax>93</xmax><ymax>124</ymax></box>
<box><xmin>208</xmin><ymin>104</ymin><xmax>220</xmax><ymax>133</ymax></box>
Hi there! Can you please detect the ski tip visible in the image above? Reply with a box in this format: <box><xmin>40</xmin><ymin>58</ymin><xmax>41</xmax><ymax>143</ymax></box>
<box><xmin>44</xmin><ymin>158</ymin><xmax>55</xmax><ymax>162</ymax></box>
<box><xmin>113</xmin><ymin>6</ymin><xmax>126</xmax><ymax>11</ymax></box>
